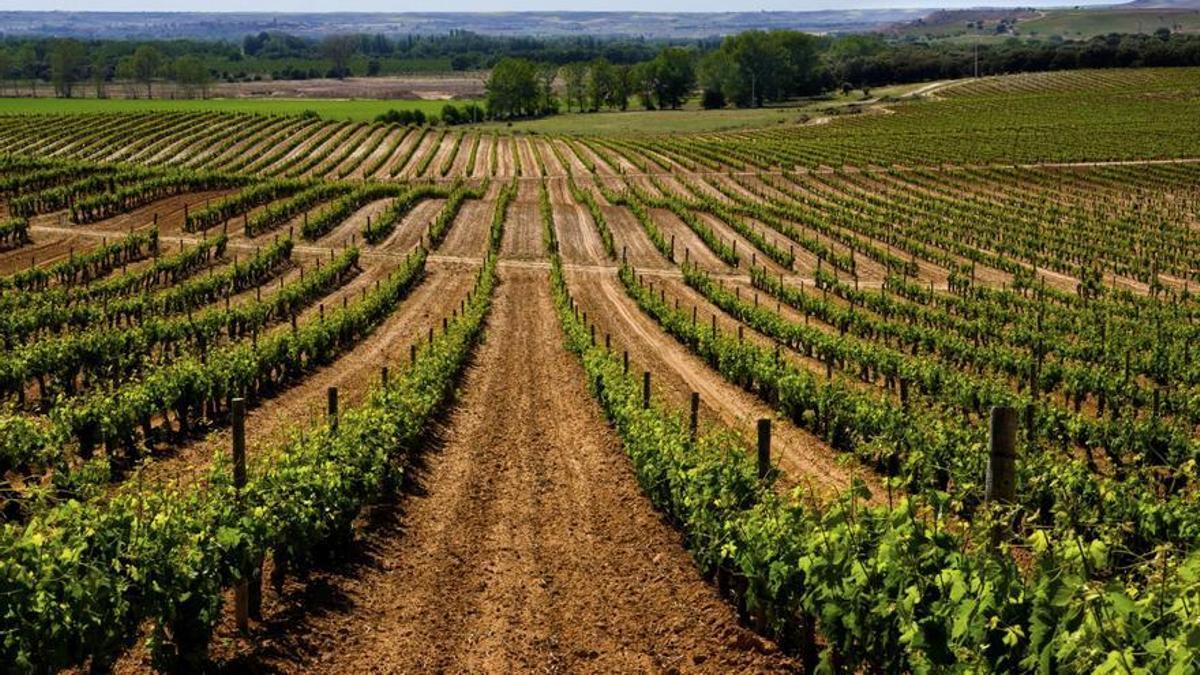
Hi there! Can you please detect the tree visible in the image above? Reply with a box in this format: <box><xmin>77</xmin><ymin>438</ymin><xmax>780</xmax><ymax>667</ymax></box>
<box><xmin>724</xmin><ymin>31</ymin><xmax>787</xmax><ymax>107</ymax></box>
<box><xmin>538</xmin><ymin>63</ymin><xmax>559</xmax><ymax>114</ymax></box>
<box><xmin>697</xmin><ymin>50</ymin><xmax>738</xmax><ymax>108</ymax></box>
<box><xmin>173</xmin><ymin>56</ymin><xmax>212</xmax><ymax>99</ymax></box>
<box><xmin>116</xmin><ymin>57</ymin><xmax>139</xmax><ymax>98</ymax></box>
<box><xmin>772</xmin><ymin>30</ymin><xmax>824</xmax><ymax>97</ymax></box>
<box><xmin>0</xmin><ymin>50</ymin><xmax>11</xmax><ymax>96</ymax></box>
<box><xmin>611</xmin><ymin>64</ymin><xmax>632</xmax><ymax>111</ymax></box>
<box><xmin>485</xmin><ymin>57</ymin><xmax>541</xmax><ymax>119</ymax></box>
<box><xmin>49</xmin><ymin>39</ymin><xmax>86</xmax><ymax>98</ymax></box>
<box><xmin>700</xmin><ymin>88</ymin><xmax>726</xmax><ymax>109</ymax></box>
<box><xmin>91</xmin><ymin>56</ymin><xmax>108</xmax><ymax>99</ymax></box>
<box><xmin>701</xmin><ymin>30</ymin><xmax>824</xmax><ymax>108</ymax></box>
<box><xmin>649</xmin><ymin>47</ymin><xmax>696</xmax><ymax>109</ymax></box>
<box><xmin>322</xmin><ymin>35</ymin><xmax>358</xmax><ymax>79</ymax></box>
<box><xmin>587</xmin><ymin>57</ymin><xmax>615</xmax><ymax>111</ymax></box>
<box><xmin>15</xmin><ymin>44</ymin><xmax>38</xmax><ymax>95</ymax></box>
<box><xmin>630</xmin><ymin>61</ymin><xmax>656</xmax><ymax>110</ymax></box>
<box><xmin>441</xmin><ymin>103</ymin><xmax>462</xmax><ymax>125</ymax></box>
<box><xmin>131</xmin><ymin>45</ymin><xmax>163</xmax><ymax>98</ymax></box>
<box><xmin>559</xmin><ymin>61</ymin><xmax>587</xmax><ymax>112</ymax></box>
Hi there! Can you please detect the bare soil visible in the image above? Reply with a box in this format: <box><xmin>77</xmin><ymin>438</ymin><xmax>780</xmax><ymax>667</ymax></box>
<box><xmin>209</xmin><ymin>266</ymin><xmax>796</xmax><ymax>673</ymax></box>
<box><xmin>567</xmin><ymin>269</ymin><xmax>878</xmax><ymax>500</ymax></box>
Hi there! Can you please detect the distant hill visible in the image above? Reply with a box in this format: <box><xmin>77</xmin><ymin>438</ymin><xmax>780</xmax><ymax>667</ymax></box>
<box><xmin>890</xmin><ymin>1</ymin><xmax>1200</xmax><ymax>40</ymax></box>
<box><xmin>1122</xmin><ymin>0</ymin><xmax>1200</xmax><ymax>8</ymax></box>
<box><xmin>0</xmin><ymin>10</ymin><xmax>929</xmax><ymax>40</ymax></box>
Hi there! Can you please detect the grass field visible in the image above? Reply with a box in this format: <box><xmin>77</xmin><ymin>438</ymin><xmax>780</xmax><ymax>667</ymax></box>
<box><xmin>0</xmin><ymin>81</ymin><xmax>925</xmax><ymax>135</ymax></box>
<box><xmin>0</xmin><ymin>97</ymin><xmax>475</xmax><ymax>122</ymax></box>
<box><xmin>897</xmin><ymin>6</ymin><xmax>1200</xmax><ymax>40</ymax></box>
<box><xmin>481</xmin><ymin>82</ymin><xmax>927</xmax><ymax>136</ymax></box>
<box><xmin>1020</xmin><ymin>8</ymin><xmax>1200</xmax><ymax>38</ymax></box>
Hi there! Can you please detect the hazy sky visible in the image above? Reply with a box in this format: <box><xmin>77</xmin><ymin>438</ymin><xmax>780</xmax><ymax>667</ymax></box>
<box><xmin>0</xmin><ymin>0</ymin><xmax>1119</xmax><ymax>12</ymax></box>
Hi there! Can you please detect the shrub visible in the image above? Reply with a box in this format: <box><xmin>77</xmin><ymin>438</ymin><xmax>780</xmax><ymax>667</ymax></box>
<box><xmin>700</xmin><ymin>88</ymin><xmax>726</xmax><ymax>110</ymax></box>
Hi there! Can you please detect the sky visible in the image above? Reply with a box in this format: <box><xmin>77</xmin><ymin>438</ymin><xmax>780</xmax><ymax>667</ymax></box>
<box><xmin>0</xmin><ymin>0</ymin><xmax>1120</xmax><ymax>12</ymax></box>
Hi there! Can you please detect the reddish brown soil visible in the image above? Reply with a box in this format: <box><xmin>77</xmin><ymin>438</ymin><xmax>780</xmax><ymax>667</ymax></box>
<box><xmin>138</xmin><ymin>262</ymin><xmax>478</xmax><ymax>489</ymax></box>
<box><xmin>471</xmin><ymin>134</ymin><xmax>495</xmax><ymax>178</ymax></box>
<box><xmin>566</xmin><ymin>268</ymin><xmax>878</xmax><ymax>500</ymax></box>
<box><xmin>494</xmin><ymin>137</ymin><xmax>517</xmax><ymax>178</ymax></box>
<box><xmin>498</xmin><ymin>183</ymin><xmax>544</xmax><ymax>261</ymax></box>
<box><xmin>370</xmin><ymin>198</ymin><xmax>446</xmax><ymax>254</ymax></box>
<box><xmin>552</xmin><ymin>201</ymin><xmax>609</xmax><ymax>266</ymax></box>
<box><xmin>651</xmin><ymin>207</ymin><xmax>732</xmax><ymax>273</ymax></box>
<box><xmin>438</xmin><ymin>200</ymin><xmax>494</xmax><ymax>259</ymax></box>
<box><xmin>448</xmin><ymin>133</ymin><xmax>478</xmax><ymax>178</ymax></box>
<box><xmin>397</xmin><ymin>133</ymin><xmax>441</xmax><ymax>179</ymax></box>
<box><xmin>420</xmin><ymin>133</ymin><xmax>458</xmax><ymax>179</ymax></box>
<box><xmin>535</xmin><ymin>138</ymin><xmax>568</xmax><ymax>177</ymax></box>
<box><xmin>516</xmin><ymin>137</ymin><xmax>541</xmax><ymax>177</ymax></box>
<box><xmin>603</xmin><ymin>203</ymin><xmax>671</xmax><ymax>270</ymax></box>
<box><xmin>3</xmin><ymin>192</ymin><xmax>232</xmax><ymax>277</ymax></box>
<box><xmin>326</xmin><ymin>125</ymin><xmax>390</xmax><ymax>179</ymax></box>
<box><xmin>554</xmin><ymin>138</ymin><xmax>592</xmax><ymax>176</ymax></box>
<box><xmin>208</xmin><ymin>266</ymin><xmax>796</xmax><ymax>673</ymax></box>
<box><xmin>377</xmin><ymin>128</ymin><xmax>423</xmax><ymax>177</ymax></box>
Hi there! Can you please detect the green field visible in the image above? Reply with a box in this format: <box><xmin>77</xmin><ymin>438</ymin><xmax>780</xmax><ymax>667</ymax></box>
<box><xmin>1020</xmin><ymin>8</ymin><xmax>1200</xmax><ymax>38</ymax></box>
<box><xmin>898</xmin><ymin>7</ymin><xmax>1200</xmax><ymax>41</ymax></box>
<box><xmin>0</xmin><ymin>81</ymin><xmax>927</xmax><ymax>135</ymax></box>
<box><xmin>0</xmin><ymin>97</ymin><xmax>474</xmax><ymax>123</ymax></box>
<box><xmin>481</xmin><ymin>82</ymin><xmax>927</xmax><ymax>136</ymax></box>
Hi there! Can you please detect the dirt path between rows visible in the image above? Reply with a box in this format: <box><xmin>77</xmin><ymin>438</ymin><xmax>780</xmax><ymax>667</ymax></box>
<box><xmin>217</xmin><ymin>266</ymin><xmax>795</xmax><ymax>673</ymax></box>
<box><xmin>569</xmin><ymin>270</ymin><xmax>876</xmax><ymax>501</ymax></box>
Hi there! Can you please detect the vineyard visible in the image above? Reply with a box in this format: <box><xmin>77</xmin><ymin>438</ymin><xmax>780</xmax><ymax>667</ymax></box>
<box><xmin>1</xmin><ymin>66</ymin><xmax>1198</xmax><ymax>672</ymax></box>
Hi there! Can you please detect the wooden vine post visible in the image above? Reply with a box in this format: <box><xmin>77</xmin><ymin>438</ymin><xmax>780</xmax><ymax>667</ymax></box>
<box><xmin>327</xmin><ymin>387</ymin><xmax>339</xmax><ymax>431</ymax></box>
<box><xmin>985</xmin><ymin>406</ymin><xmax>1017</xmax><ymax>503</ymax></box>
<box><xmin>757</xmin><ymin>418</ymin><xmax>771</xmax><ymax>481</ymax></box>
<box><xmin>231</xmin><ymin>398</ymin><xmax>262</xmax><ymax>631</ymax></box>
<box><xmin>689</xmin><ymin>392</ymin><xmax>700</xmax><ymax>439</ymax></box>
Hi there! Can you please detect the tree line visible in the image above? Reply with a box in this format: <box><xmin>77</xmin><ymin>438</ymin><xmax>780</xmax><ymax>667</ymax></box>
<box><xmin>0</xmin><ymin>41</ymin><xmax>213</xmax><ymax>98</ymax></box>
<box><xmin>487</xmin><ymin>31</ymin><xmax>825</xmax><ymax>119</ymax></box>
<box><xmin>4</xmin><ymin>27</ymin><xmax>1200</xmax><ymax>105</ymax></box>
<box><xmin>834</xmin><ymin>31</ymin><xmax>1200</xmax><ymax>87</ymax></box>
<box><xmin>486</xmin><ymin>28</ymin><xmax>1200</xmax><ymax>119</ymax></box>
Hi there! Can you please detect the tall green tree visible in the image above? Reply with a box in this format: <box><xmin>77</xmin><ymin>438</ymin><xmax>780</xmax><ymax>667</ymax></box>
<box><xmin>559</xmin><ymin>61</ymin><xmax>588</xmax><ymax>112</ymax></box>
<box><xmin>697</xmin><ymin>50</ymin><xmax>737</xmax><ymax>108</ymax></box>
<box><xmin>91</xmin><ymin>56</ymin><xmax>107</xmax><ymax>99</ymax></box>
<box><xmin>630</xmin><ymin>61</ymin><xmax>656</xmax><ymax>110</ymax></box>
<box><xmin>131</xmin><ymin>45</ymin><xmax>163</xmax><ymax>98</ymax></box>
<box><xmin>0</xmin><ymin>51</ymin><xmax>11</xmax><ymax>96</ymax></box>
<box><xmin>322</xmin><ymin>35</ymin><xmax>358</xmax><ymax>79</ymax></box>
<box><xmin>587</xmin><ymin>57</ymin><xmax>615</xmax><ymax>111</ymax></box>
<box><xmin>485</xmin><ymin>57</ymin><xmax>541</xmax><ymax>119</ymax></box>
<box><xmin>15</xmin><ymin>45</ymin><xmax>38</xmax><ymax>96</ymax></box>
<box><xmin>538</xmin><ymin>63</ymin><xmax>559</xmax><ymax>114</ymax></box>
<box><xmin>702</xmin><ymin>30</ymin><xmax>825</xmax><ymax>108</ymax></box>
<box><xmin>49</xmin><ymin>39</ymin><xmax>86</xmax><ymax>98</ymax></box>
<box><xmin>649</xmin><ymin>47</ymin><xmax>696</xmax><ymax>109</ymax></box>
<box><xmin>611</xmin><ymin>64</ymin><xmax>632</xmax><ymax>111</ymax></box>
<box><xmin>173</xmin><ymin>56</ymin><xmax>212</xmax><ymax>99</ymax></box>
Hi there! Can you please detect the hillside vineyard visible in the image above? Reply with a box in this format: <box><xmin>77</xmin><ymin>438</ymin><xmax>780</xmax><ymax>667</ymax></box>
<box><xmin>1</xmin><ymin>67</ymin><xmax>1199</xmax><ymax>672</ymax></box>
